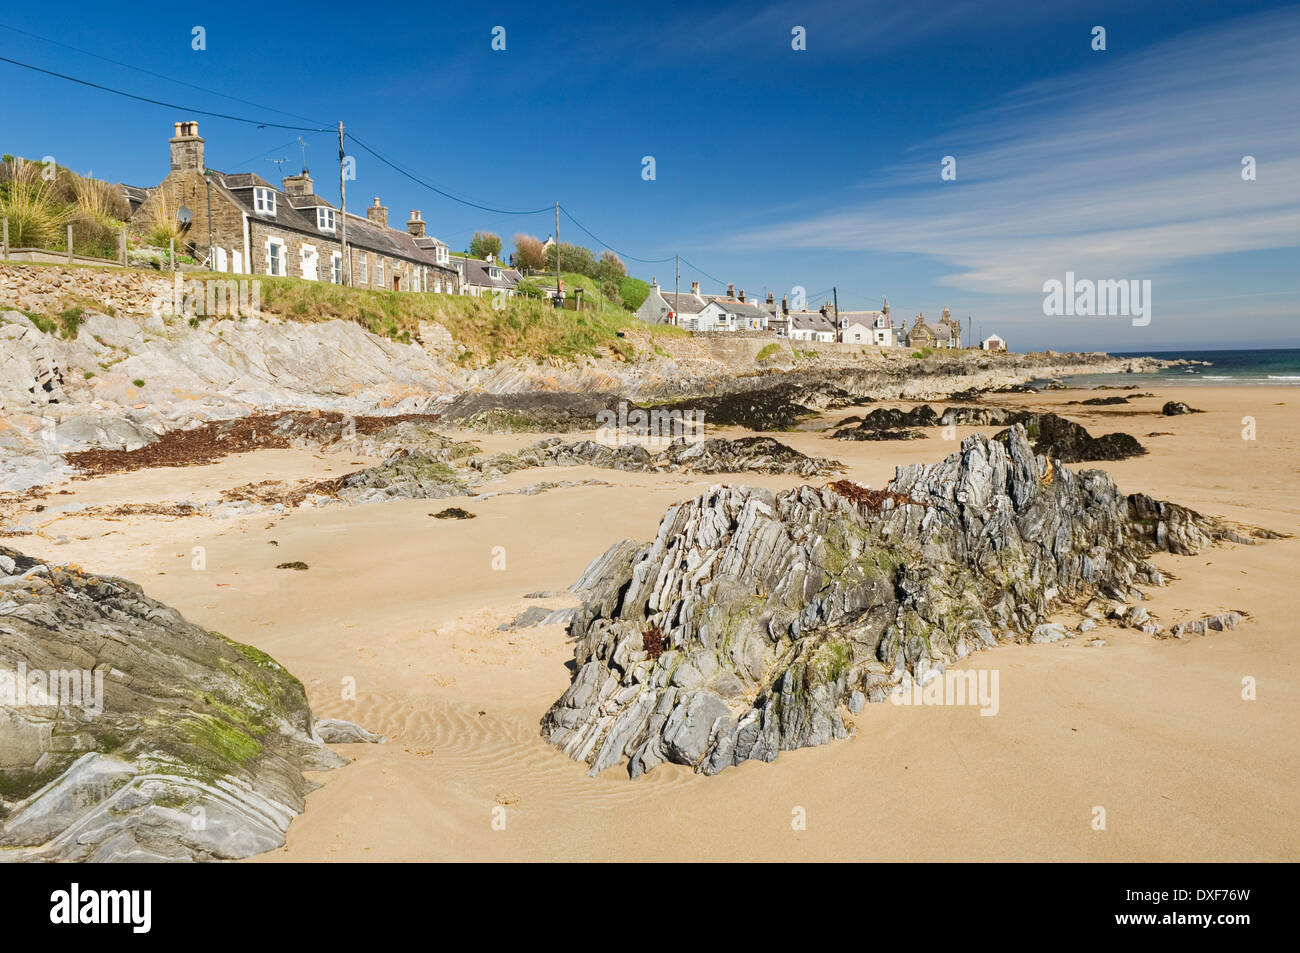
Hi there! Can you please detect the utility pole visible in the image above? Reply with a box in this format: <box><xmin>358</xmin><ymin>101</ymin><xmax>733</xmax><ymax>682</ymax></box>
<box><xmin>675</xmin><ymin>255</ymin><xmax>680</xmax><ymax>325</ymax></box>
<box><xmin>554</xmin><ymin>202</ymin><xmax>561</xmax><ymax>307</ymax></box>
<box><xmin>832</xmin><ymin>286</ymin><xmax>839</xmax><ymax>330</ymax></box>
<box><xmin>338</xmin><ymin>121</ymin><xmax>349</xmax><ymax>285</ymax></box>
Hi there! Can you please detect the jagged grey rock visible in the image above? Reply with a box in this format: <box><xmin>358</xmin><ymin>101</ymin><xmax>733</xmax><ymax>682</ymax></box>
<box><xmin>541</xmin><ymin>427</ymin><xmax>1261</xmax><ymax>778</ymax></box>
<box><xmin>1167</xmin><ymin>611</ymin><xmax>1245</xmax><ymax>639</ymax></box>
<box><xmin>0</xmin><ymin>546</ymin><xmax>348</xmax><ymax>862</ymax></box>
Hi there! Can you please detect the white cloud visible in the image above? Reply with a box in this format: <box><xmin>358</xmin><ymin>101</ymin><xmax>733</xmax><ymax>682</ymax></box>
<box><xmin>736</xmin><ymin>7</ymin><xmax>1300</xmax><ymax>299</ymax></box>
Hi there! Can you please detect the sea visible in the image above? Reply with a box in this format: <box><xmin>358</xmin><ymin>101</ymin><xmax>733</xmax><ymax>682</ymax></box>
<box><xmin>1054</xmin><ymin>348</ymin><xmax>1300</xmax><ymax>389</ymax></box>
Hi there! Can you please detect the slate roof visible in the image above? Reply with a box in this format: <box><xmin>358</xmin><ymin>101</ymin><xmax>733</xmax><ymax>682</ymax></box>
<box><xmin>448</xmin><ymin>255</ymin><xmax>522</xmax><ymax>292</ymax></box>
<box><xmin>789</xmin><ymin>311</ymin><xmax>837</xmax><ymax>334</ymax></box>
<box><xmin>206</xmin><ymin>170</ymin><xmax>457</xmax><ymax>275</ymax></box>
<box><xmin>660</xmin><ymin>290</ymin><xmax>706</xmax><ymax>315</ymax></box>
<box><xmin>708</xmin><ymin>299</ymin><xmax>767</xmax><ymax>318</ymax></box>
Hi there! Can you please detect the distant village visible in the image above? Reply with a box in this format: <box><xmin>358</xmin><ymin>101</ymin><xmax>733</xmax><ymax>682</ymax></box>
<box><xmin>98</xmin><ymin>121</ymin><xmax>1006</xmax><ymax>352</ymax></box>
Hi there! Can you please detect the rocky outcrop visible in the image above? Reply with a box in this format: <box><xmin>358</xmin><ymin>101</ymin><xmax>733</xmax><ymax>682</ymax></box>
<box><xmin>541</xmin><ymin>427</ymin><xmax>1256</xmax><ymax>778</ymax></box>
<box><xmin>1162</xmin><ymin>401</ymin><xmax>1203</xmax><ymax>416</ymax></box>
<box><xmin>0</xmin><ymin>547</ymin><xmax>357</xmax><ymax>861</ymax></box>
<box><xmin>994</xmin><ymin>413</ymin><xmax>1145</xmax><ymax>463</ymax></box>
<box><xmin>332</xmin><ymin>436</ymin><xmax>842</xmax><ymax>503</ymax></box>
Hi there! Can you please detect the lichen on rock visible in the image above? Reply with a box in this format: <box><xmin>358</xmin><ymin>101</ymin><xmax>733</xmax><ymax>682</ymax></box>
<box><xmin>541</xmin><ymin>426</ymin><xmax>1255</xmax><ymax>778</ymax></box>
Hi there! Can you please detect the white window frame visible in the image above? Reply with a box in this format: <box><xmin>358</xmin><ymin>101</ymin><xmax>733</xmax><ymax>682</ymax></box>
<box><xmin>377</xmin><ymin>258</ymin><xmax>385</xmax><ymax>287</ymax></box>
<box><xmin>266</xmin><ymin>238</ymin><xmax>286</xmax><ymax>277</ymax></box>
<box><xmin>331</xmin><ymin>252</ymin><xmax>343</xmax><ymax>284</ymax></box>
<box><xmin>316</xmin><ymin>207</ymin><xmax>336</xmax><ymax>232</ymax></box>
<box><xmin>359</xmin><ymin>254</ymin><xmax>368</xmax><ymax>284</ymax></box>
<box><xmin>253</xmin><ymin>187</ymin><xmax>277</xmax><ymax>216</ymax></box>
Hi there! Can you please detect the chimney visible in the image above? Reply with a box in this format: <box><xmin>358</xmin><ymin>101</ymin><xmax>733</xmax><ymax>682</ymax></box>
<box><xmin>282</xmin><ymin>171</ymin><xmax>314</xmax><ymax>197</ymax></box>
<box><xmin>738</xmin><ymin>289</ymin><xmax>746</xmax><ymax>302</ymax></box>
<box><xmin>690</xmin><ymin>281</ymin><xmax>700</xmax><ymax>296</ymax></box>
<box><xmin>727</xmin><ymin>283</ymin><xmax>735</xmax><ymax>299</ymax></box>
<box><xmin>407</xmin><ymin>210</ymin><xmax>426</xmax><ymax>238</ymax></box>
<box><xmin>651</xmin><ymin>276</ymin><xmax>657</xmax><ymax>286</ymax></box>
<box><xmin>766</xmin><ymin>292</ymin><xmax>774</xmax><ymax>305</ymax></box>
<box><xmin>367</xmin><ymin>197</ymin><xmax>389</xmax><ymax>228</ymax></box>
<box><xmin>169</xmin><ymin>121</ymin><xmax>204</xmax><ymax>172</ymax></box>
<box><xmin>781</xmin><ymin>295</ymin><xmax>789</xmax><ymax>314</ymax></box>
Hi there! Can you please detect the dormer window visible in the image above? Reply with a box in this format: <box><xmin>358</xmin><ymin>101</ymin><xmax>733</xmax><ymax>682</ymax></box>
<box><xmin>316</xmin><ymin>207</ymin><xmax>336</xmax><ymax>232</ymax></box>
<box><xmin>436</xmin><ymin>246</ymin><xmax>448</xmax><ymax>264</ymax></box>
<box><xmin>489</xmin><ymin>266</ymin><xmax>501</xmax><ymax>280</ymax></box>
<box><xmin>253</xmin><ymin>187</ymin><xmax>276</xmax><ymax>216</ymax></box>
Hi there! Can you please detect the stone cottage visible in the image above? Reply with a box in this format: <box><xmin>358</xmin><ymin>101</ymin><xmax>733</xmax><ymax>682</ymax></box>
<box><xmin>128</xmin><ymin>121</ymin><xmax>460</xmax><ymax>292</ymax></box>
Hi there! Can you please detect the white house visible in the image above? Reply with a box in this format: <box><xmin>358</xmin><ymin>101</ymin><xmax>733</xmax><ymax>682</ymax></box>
<box><xmin>691</xmin><ymin>298</ymin><xmax>768</xmax><ymax>332</ymax></box>
<box><xmin>788</xmin><ymin>310</ymin><xmax>837</xmax><ymax>342</ymax></box>
<box><xmin>637</xmin><ymin>278</ymin><xmax>708</xmax><ymax>325</ymax></box>
<box><xmin>981</xmin><ymin>333</ymin><xmax>1007</xmax><ymax>352</ymax></box>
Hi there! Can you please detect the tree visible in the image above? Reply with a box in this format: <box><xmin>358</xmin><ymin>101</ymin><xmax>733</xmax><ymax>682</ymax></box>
<box><xmin>545</xmin><ymin>242</ymin><xmax>597</xmax><ymax>278</ymax></box>
<box><xmin>513</xmin><ymin>233</ymin><xmax>546</xmax><ymax>272</ymax></box>
<box><xmin>595</xmin><ymin>250</ymin><xmax>626</xmax><ymax>284</ymax></box>
<box><xmin>469</xmin><ymin>231</ymin><xmax>502</xmax><ymax>260</ymax></box>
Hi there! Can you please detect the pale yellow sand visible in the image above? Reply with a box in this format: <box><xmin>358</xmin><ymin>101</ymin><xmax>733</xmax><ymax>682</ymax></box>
<box><xmin>13</xmin><ymin>385</ymin><xmax>1299</xmax><ymax>861</ymax></box>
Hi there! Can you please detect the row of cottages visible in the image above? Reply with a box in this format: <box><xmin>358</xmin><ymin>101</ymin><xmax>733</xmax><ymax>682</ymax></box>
<box><xmin>127</xmin><ymin>121</ymin><xmax>517</xmax><ymax>297</ymax></box>
<box><xmin>637</xmin><ymin>280</ymin><xmax>783</xmax><ymax>331</ymax></box>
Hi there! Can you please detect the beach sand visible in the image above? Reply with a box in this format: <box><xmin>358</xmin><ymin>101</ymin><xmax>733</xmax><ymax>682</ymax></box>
<box><xmin>12</xmin><ymin>385</ymin><xmax>1299</xmax><ymax>861</ymax></box>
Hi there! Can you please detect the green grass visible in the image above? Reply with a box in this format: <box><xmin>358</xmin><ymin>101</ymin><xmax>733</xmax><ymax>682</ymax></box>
<box><xmin>910</xmin><ymin>346</ymin><xmax>934</xmax><ymax>359</ymax></box>
<box><xmin>755</xmin><ymin>342</ymin><xmax>781</xmax><ymax>362</ymax></box>
<box><xmin>253</xmin><ymin>273</ymin><xmax>686</xmax><ymax>365</ymax></box>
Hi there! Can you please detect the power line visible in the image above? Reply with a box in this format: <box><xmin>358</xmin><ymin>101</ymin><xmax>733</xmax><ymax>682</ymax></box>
<box><xmin>0</xmin><ymin>21</ymin><xmax>331</xmax><ymax>128</ymax></box>
<box><xmin>345</xmin><ymin>131</ymin><xmax>553</xmax><ymax>216</ymax></box>
<box><xmin>0</xmin><ymin>53</ymin><xmax>328</xmax><ymax>132</ymax></box>
<box><xmin>558</xmin><ymin>205</ymin><xmax>674</xmax><ymax>265</ymax></box>
<box><xmin>679</xmin><ymin>256</ymin><xmax>726</xmax><ymax>287</ymax></box>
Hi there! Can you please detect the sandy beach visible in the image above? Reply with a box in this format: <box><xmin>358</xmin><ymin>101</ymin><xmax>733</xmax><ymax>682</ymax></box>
<box><xmin>9</xmin><ymin>384</ymin><xmax>1298</xmax><ymax>862</ymax></box>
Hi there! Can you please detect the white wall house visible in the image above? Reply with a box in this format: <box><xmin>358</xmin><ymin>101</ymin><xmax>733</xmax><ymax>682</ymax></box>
<box><xmin>981</xmin><ymin>333</ymin><xmax>1007</xmax><ymax>351</ymax></box>
<box><xmin>788</xmin><ymin>311</ymin><xmax>837</xmax><ymax>342</ymax></box>
<box><xmin>690</xmin><ymin>299</ymin><xmax>768</xmax><ymax>332</ymax></box>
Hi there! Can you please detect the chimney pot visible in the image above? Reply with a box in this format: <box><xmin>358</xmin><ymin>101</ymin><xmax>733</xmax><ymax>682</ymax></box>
<box><xmin>367</xmin><ymin>197</ymin><xmax>389</xmax><ymax>228</ymax></box>
<box><xmin>690</xmin><ymin>281</ymin><xmax>700</xmax><ymax>295</ymax></box>
<box><xmin>727</xmin><ymin>283</ymin><xmax>735</xmax><ymax>298</ymax></box>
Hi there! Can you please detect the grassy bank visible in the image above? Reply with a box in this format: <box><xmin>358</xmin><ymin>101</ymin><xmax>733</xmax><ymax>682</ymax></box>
<box><xmin>254</xmin><ymin>274</ymin><xmax>685</xmax><ymax>364</ymax></box>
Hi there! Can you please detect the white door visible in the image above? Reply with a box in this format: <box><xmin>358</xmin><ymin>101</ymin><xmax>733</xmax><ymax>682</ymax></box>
<box><xmin>232</xmin><ymin>249</ymin><xmax>243</xmax><ymax>274</ymax></box>
<box><xmin>214</xmin><ymin>247</ymin><xmax>228</xmax><ymax>272</ymax></box>
<box><xmin>301</xmin><ymin>246</ymin><xmax>318</xmax><ymax>281</ymax></box>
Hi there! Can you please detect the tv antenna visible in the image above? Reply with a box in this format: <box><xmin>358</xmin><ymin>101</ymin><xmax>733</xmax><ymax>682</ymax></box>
<box><xmin>268</xmin><ymin>157</ymin><xmax>289</xmax><ymax>174</ymax></box>
<box><xmin>297</xmin><ymin>136</ymin><xmax>310</xmax><ymax>173</ymax></box>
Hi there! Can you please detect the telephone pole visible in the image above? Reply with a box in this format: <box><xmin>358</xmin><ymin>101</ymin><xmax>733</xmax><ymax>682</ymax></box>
<box><xmin>554</xmin><ymin>202</ymin><xmax>561</xmax><ymax>307</ymax></box>
<box><xmin>338</xmin><ymin>122</ymin><xmax>349</xmax><ymax>285</ymax></box>
<box><xmin>674</xmin><ymin>255</ymin><xmax>680</xmax><ymax>324</ymax></box>
<box><xmin>832</xmin><ymin>286</ymin><xmax>839</xmax><ymax>330</ymax></box>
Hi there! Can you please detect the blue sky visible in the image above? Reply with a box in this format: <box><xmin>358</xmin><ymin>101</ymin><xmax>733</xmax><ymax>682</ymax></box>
<box><xmin>1</xmin><ymin>0</ymin><xmax>1296</xmax><ymax>351</ymax></box>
